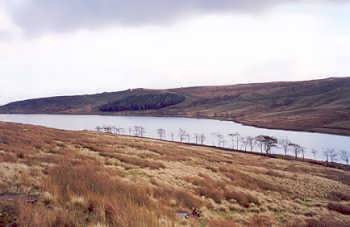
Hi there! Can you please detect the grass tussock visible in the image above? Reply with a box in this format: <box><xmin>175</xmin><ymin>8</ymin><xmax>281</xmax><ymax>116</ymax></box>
<box><xmin>185</xmin><ymin>174</ymin><xmax>259</xmax><ymax>207</ymax></box>
<box><xmin>153</xmin><ymin>186</ymin><xmax>203</xmax><ymax>209</ymax></box>
<box><xmin>223</xmin><ymin>189</ymin><xmax>259</xmax><ymax>208</ymax></box>
<box><xmin>220</xmin><ymin>167</ymin><xmax>284</xmax><ymax>193</ymax></box>
<box><xmin>185</xmin><ymin>174</ymin><xmax>226</xmax><ymax>204</ymax></box>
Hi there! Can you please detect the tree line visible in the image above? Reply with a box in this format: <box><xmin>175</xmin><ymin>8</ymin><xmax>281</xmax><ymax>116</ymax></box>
<box><xmin>99</xmin><ymin>93</ymin><xmax>185</xmax><ymax>112</ymax></box>
<box><xmin>95</xmin><ymin>125</ymin><xmax>349</xmax><ymax>165</ymax></box>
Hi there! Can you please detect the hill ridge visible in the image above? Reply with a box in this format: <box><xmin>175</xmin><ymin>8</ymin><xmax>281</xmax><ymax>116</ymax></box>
<box><xmin>1</xmin><ymin>77</ymin><xmax>350</xmax><ymax>136</ymax></box>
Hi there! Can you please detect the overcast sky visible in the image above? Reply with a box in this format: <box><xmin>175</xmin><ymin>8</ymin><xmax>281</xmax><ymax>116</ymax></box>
<box><xmin>0</xmin><ymin>0</ymin><xmax>349</xmax><ymax>105</ymax></box>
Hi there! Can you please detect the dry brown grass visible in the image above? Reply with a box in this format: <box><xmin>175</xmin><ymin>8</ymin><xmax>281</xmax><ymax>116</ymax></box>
<box><xmin>208</xmin><ymin>219</ymin><xmax>239</xmax><ymax>227</ymax></box>
<box><xmin>185</xmin><ymin>174</ymin><xmax>226</xmax><ymax>204</ymax></box>
<box><xmin>305</xmin><ymin>215</ymin><xmax>350</xmax><ymax>227</ymax></box>
<box><xmin>153</xmin><ymin>185</ymin><xmax>203</xmax><ymax>209</ymax></box>
<box><xmin>223</xmin><ymin>189</ymin><xmax>259</xmax><ymax>208</ymax></box>
<box><xmin>219</xmin><ymin>167</ymin><xmax>286</xmax><ymax>194</ymax></box>
<box><xmin>18</xmin><ymin>159</ymin><xmax>168</xmax><ymax>226</ymax></box>
<box><xmin>0</xmin><ymin>122</ymin><xmax>350</xmax><ymax>226</ymax></box>
<box><xmin>99</xmin><ymin>152</ymin><xmax>165</xmax><ymax>170</ymax></box>
<box><xmin>247</xmin><ymin>215</ymin><xmax>275</xmax><ymax>227</ymax></box>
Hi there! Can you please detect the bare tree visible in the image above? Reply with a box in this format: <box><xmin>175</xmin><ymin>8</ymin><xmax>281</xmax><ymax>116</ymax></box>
<box><xmin>300</xmin><ymin>147</ymin><xmax>305</xmax><ymax>160</ymax></box>
<box><xmin>329</xmin><ymin>148</ymin><xmax>337</xmax><ymax>162</ymax></box>
<box><xmin>323</xmin><ymin>149</ymin><xmax>330</xmax><ymax>162</ymax></box>
<box><xmin>96</xmin><ymin>126</ymin><xmax>102</xmax><ymax>132</ymax></box>
<box><xmin>134</xmin><ymin>126</ymin><xmax>145</xmax><ymax>137</ymax></box>
<box><xmin>170</xmin><ymin>132</ymin><xmax>175</xmax><ymax>141</ymax></box>
<box><xmin>117</xmin><ymin>127</ymin><xmax>125</xmax><ymax>135</ymax></box>
<box><xmin>279</xmin><ymin>139</ymin><xmax>290</xmax><ymax>156</ymax></box>
<box><xmin>340</xmin><ymin>150</ymin><xmax>350</xmax><ymax>165</ymax></box>
<box><xmin>215</xmin><ymin>133</ymin><xmax>225</xmax><ymax>147</ymax></box>
<box><xmin>228</xmin><ymin>133</ymin><xmax>235</xmax><ymax>149</ymax></box>
<box><xmin>256</xmin><ymin>140</ymin><xmax>264</xmax><ymax>153</ymax></box>
<box><xmin>290</xmin><ymin>143</ymin><xmax>302</xmax><ymax>159</ymax></box>
<box><xmin>311</xmin><ymin>149</ymin><xmax>318</xmax><ymax>159</ymax></box>
<box><xmin>199</xmin><ymin>134</ymin><xmax>206</xmax><ymax>145</ymax></box>
<box><xmin>111</xmin><ymin>126</ymin><xmax>116</xmax><ymax>135</ymax></box>
<box><xmin>103</xmin><ymin>126</ymin><xmax>112</xmax><ymax>134</ymax></box>
<box><xmin>323</xmin><ymin>148</ymin><xmax>337</xmax><ymax>163</ymax></box>
<box><xmin>255</xmin><ymin>135</ymin><xmax>277</xmax><ymax>154</ymax></box>
<box><xmin>178</xmin><ymin>128</ymin><xmax>187</xmax><ymax>143</ymax></box>
<box><xmin>133</xmin><ymin>126</ymin><xmax>139</xmax><ymax>137</ymax></box>
<box><xmin>140</xmin><ymin>127</ymin><xmax>146</xmax><ymax>137</ymax></box>
<box><xmin>246</xmin><ymin>136</ymin><xmax>255</xmax><ymax>152</ymax></box>
<box><xmin>194</xmin><ymin>134</ymin><xmax>201</xmax><ymax>144</ymax></box>
<box><xmin>133</xmin><ymin>126</ymin><xmax>138</xmax><ymax>137</ymax></box>
<box><xmin>112</xmin><ymin>126</ymin><xmax>124</xmax><ymax>135</ymax></box>
<box><xmin>185</xmin><ymin>133</ymin><xmax>191</xmax><ymax>143</ymax></box>
<box><xmin>111</xmin><ymin>127</ymin><xmax>117</xmax><ymax>135</ymax></box>
<box><xmin>113</xmin><ymin>127</ymin><xmax>119</xmax><ymax>135</ymax></box>
<box><xmin>228</xmin><ymin>133</ymin><xmax>240</xmax><ymax>150</ymax></box>
<box><xmin>241</xmin><ymin>137</ymin><xmax>250</xmax><ymax>152</ymax></box>
<box><xmin>157</xmin><ymin>128</ymin><xmax>166</xmax><ymax>140</ymax></box>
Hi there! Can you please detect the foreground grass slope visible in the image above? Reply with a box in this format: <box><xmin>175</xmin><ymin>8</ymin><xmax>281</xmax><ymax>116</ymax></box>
<box><xmin>0</xmin><ymin>122</ymin><xmax>349</xmax><ymax>226</ymax></box>
<box><xmin>1</xmin><ymin>77</ymin><xmax>350</xmax><ymax>135</ymax></box>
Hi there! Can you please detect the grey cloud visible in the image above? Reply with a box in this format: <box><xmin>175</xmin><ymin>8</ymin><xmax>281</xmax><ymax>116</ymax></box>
<box><xmin>3</xmin><ymin>0</ymin><xmax>343</xmax><ymax>34</ymax></box>
<box><xmin>0</xmin><ymin>30</ymin><xmax>15</xmax><ymax>41</ymax></box>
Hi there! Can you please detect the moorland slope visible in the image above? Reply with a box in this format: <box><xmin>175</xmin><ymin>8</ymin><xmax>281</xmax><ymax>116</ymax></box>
<box><xmin>0</xmin><ymin>122</ymin><xmax>349</xmax><ymax>226</ymax></box>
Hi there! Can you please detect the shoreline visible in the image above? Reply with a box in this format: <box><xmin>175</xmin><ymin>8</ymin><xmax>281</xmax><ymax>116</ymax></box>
<box><xmin>1</xmin><ymin>112</ymin><xmax>350</xmax><ymax>137</ymax></box>
<box><xmin>108</xmin><ymin>132</ymin><xmax>350</xmax><ymax>171</ymax></box>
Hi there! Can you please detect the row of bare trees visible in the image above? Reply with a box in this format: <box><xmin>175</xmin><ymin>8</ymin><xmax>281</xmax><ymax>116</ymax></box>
<box><xmin>279</xmin><ymin>138</ymin><xmax>305</xmax><ymax>159</ymax></box>
<box><xmin>95</xmin><ymin>126</ymin><xmax>349</xmax><ymax>165</ymax></box>
<box><xmin>214</xmin><ymin>133</ymin><xmax>279</xmax><ymax>155</ymax></box>
<box><xmin>96</xmin><ymin>125</ymin><xmax>145</xmax><ymax>136</ymax></box>
<box><xmin>323</xmin><ymin>148</ymin><xmax>350</xmax><ymax>164</ymax></box>
<box><xmin>279</xmin><ymin>138</ymin><xmax>350</xmax><ymax>164</ymax></box>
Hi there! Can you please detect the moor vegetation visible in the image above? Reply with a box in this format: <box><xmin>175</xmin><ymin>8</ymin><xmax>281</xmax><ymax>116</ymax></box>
<box><xmin>0</xmin><ymin>122</ymin><xmax>350</xmax><ymax>226</ymax></box>
<box><xmin>1</xmin><ymin>77</ymin><xmax>350</xmax><ymax>135</ymax></box>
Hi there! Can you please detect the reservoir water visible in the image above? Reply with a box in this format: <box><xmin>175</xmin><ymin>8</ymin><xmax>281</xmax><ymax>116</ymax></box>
<box><xmin>0</xmin><ymin>114</ymin><xmax>349</xmax><ymax>164</ymax></box>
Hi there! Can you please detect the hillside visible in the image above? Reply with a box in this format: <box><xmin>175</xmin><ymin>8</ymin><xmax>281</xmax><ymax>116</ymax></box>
<box><xmin>1</xmin><ymin>77</ymin><xmax>350</xmax><ymax>135</ymax></box>
<box><xmin>0</xmin><ymin>122</ymin><xmax>349</xmax><ymax>226</ymax></box>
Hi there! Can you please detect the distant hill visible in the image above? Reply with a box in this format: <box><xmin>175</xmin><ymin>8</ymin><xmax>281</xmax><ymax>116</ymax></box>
<box><xmin>1</xmin><ymin>77</ymin><xmax>350</xmax><ymax>135</ymax></box>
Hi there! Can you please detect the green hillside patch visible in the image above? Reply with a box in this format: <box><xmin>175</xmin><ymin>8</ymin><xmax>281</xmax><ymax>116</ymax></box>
<box><xmin>99</xmin><ymin>93</ymin><xmax>186</xmax><ymax>112</ymax></box>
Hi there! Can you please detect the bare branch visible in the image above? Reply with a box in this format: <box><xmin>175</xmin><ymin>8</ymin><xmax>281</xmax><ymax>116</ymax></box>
<box><xmin>255</xmin><ymin>135</ymin><xmax>277</xmax><ymax>154</ymax></box>
<box><xmin>157</xmin><ymin>128</ymin><xmax>166</xmax><ymax>140</ymax></box>
<box><xmin>340</xmin><ymin>150</ymin><xmax>349</xmax><ymax>165</ymax></box>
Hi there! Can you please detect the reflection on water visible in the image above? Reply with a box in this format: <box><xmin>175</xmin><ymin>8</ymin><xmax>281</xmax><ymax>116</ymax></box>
<box><xmin>0</xmin><ymin>114</ymin><xmax>349</xmax><ymax>164</ymax></box>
